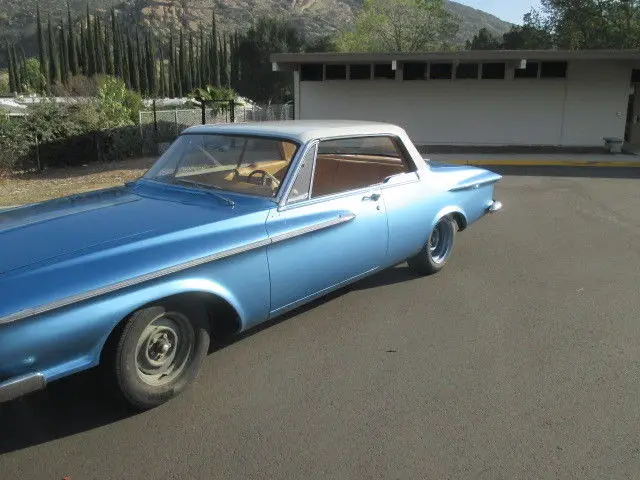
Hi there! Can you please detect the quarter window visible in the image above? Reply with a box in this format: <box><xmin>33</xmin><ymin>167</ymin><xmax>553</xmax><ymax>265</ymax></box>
<box><xmin>312</xmin><ymin>136</ymin><xmax>413</xmax><ymax>198</ymax></box>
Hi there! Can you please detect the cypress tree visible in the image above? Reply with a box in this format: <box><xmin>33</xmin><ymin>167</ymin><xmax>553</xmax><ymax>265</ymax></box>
<box><xmin>36</xmin><ymin>4</ymin><xmax>48</xmax><ymax>92</ymax></box>
<box><xmin>94</xmin><ymin>17</ymin><xmax>105</xmax><ymax>74</ymax></box>
<box><xmin>104</xmin><ymin>23</ymin><xmax>114</xmax><ymax>75</ymax></box>
<box><xmin>188</xmin><ymin>33</ymin><xmax>195</xmax><ymax>92</ymax></box>
<box><xmin>18</xmin><ymin>48</ymin><xmax>27</xmax><ymax>92</ymax></box>
<box><xmin>219</xmin><ymin>34</ymin><xmax>228</xmax><ymax>88</ymax></box>
<box><xmin>136</xmin><ymin>33</ymin><xmax>147</xmax><ymax>96</ymax></box>
<box><xmin>7</xmin><ymin>44</ymin><xmax>16</xmax><ymax>93</ymax></box>
<box><xmin>59</xmin><ymin>20</ymin><xmax>70</xmax><ymax>85</ymax></box>
<box><xmin>158</xmin><ymin>55</ymin><xmax>166</xmax><ymax>98</ymax></box>
<box><xmin>86</xmin><ymin>6</ymin><xmax>96</xmax><ymax>76</ymax></box>
<box><xmin>146</xmin><ymin>34</ymin><xmax>156</xmax><ymax>97</ymax></box>
<box><xmin>178</xmin><ymin>29</ymin><xmax>186</xmax><ymax>94</ymax></box>
<box><xmin>211</xmin><ymin>9</ymin><xmax>219</xmax><ymax>87</ymax></box>
<box><xmin>199</xmin><ymin>26</ymin><xmax>206</xmax><ymax>88</ymax></box>
<box><xmin>112</xmin><ymin>9</ymin><xmax>123</xmax><ymax>78</ymax></box>
<box><xmin>167</xmin><ymin>30</ymin><xmax>175</xmax><ymax>98</ymax></box>
<box><xmin>67</xmin><ymin>2</ymin><xmax>79</xmax><ymax>76</ymax></box>
<box><xmin>47</xmin><ymin>16</ymin><xmax>59</xmax><ymax>85</ymax></box>
<box><xmin>80</xmin><ymin>22</ymin><xmax>88</xmax><ymax>75</ymax></box>
<box><xmin>122</xmin><ymin>33</ymin><xmax>132</xmax><ymax>89</ymax></box>
<box><xmin>128</xmin><ymin>35</ymin><xmax>140</xmax><ymax>92</ymax></box>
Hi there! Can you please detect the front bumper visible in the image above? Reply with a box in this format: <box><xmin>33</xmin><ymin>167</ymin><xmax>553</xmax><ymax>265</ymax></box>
<box><xmin>487</xmin><ymin>200</ymin><xmax>503</xmax><ymax>213</ymax></box>
<box><xmin>0</xmin><ymin>373</ymin><xmax>46</xmax><ymax>403</ymax></box>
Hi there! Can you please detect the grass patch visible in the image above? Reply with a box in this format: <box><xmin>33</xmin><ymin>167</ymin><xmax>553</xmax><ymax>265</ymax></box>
<box><xmin>0</xmin><ymin>157</ymin><xmax>157</xmax><ymax>207</ymax></box>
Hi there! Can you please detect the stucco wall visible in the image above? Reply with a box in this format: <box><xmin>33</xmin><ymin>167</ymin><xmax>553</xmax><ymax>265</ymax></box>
<box><xmin>297</xmin><ymin>61</ymin><xmax>631</xmax><ymax>147</ymax></box>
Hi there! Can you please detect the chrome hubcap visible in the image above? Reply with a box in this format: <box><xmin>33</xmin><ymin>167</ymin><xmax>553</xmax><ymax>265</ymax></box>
<box><xmin>135</xmin><ymin>313</ymin><xmax>194</xmax><ymax>387</ymax></box>
<box><xmin>428</xmin><ymin>220</ymin><xmax>453</xmax><ymax>265</ymax></box>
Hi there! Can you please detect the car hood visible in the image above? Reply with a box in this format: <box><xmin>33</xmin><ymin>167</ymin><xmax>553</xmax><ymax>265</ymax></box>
<box><xmin>0</xmin><ymin>181</ymin><xmax>273</xmax><ymax>276</ymax></box>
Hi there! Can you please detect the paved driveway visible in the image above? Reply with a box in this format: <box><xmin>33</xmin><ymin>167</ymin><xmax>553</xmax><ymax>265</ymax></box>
<box><xmin>1</xmin><ymin>167</ymin><xmax>639</xmax><ymax>479</ymax></box>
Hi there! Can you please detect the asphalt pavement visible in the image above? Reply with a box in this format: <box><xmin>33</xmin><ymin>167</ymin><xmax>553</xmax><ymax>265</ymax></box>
<box><xmin>1</xmin><ymin>166</ymin><xmax>640</xmax><ymax>479</ymax></box>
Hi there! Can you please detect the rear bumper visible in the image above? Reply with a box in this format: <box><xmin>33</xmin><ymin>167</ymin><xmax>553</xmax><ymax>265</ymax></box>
<box><xmin>0</xmin><ymin>373</ymin><xmax>46</xmax><ymax>403</ymax></box>
<box><xmin>487</xmin><ymin>200</ymin><xmax>503</xmax><ymax>213</ymax></box>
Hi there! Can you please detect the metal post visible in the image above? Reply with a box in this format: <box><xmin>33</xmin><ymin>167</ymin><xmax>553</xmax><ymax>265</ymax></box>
<box><xmin>175</xmin><ymin>109</ymin><xmax>179</xmax><ymax>137</ymax></box>
<box><xmin>201</xmin><ymin>102</ymin><xmax>206</xmax><ymax>125</ymax></box>
<box><xmin>230</xmin><ymin>100</ymin><xmax>235</xmax><ymax>123</ymax></box>
<box><xmin>153</xmin><ymin>99</ymin><xmax>158</xmax><ymax>143</ymax></box>
<box><xmin>35</xmin><ymin>134</ymin><xmax>41</xmax><ymax>171</ymax></box>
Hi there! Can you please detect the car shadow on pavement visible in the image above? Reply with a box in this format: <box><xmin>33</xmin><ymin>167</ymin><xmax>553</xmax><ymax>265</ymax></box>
<box><xmin>484</xmin><ymin>165</ymin><xmax>640</xmax><ymax>179</ymax></box>
<box><xmin>0</xmin><ymin>265</ymin><xmax>421</xmax><ymax>454</ymax></box>
<box><xmin>0</xmin><ymin>369</ymin><xmax>131</xmax><ymax>455</ymax></box>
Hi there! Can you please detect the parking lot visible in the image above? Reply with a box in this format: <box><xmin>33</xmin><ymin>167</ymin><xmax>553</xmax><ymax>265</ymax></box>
<box><xmin>1</xmin><ymin>166</ymin><xmax>639</xmax><ymax>479</ymax></box>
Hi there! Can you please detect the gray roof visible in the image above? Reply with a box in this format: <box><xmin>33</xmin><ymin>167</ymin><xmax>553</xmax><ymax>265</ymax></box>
<box><xmin>272</xmin><ymin>49</ymin><xmax>640</xmax><ymax>67</ymax></box>
<box><xmin>184</xmin><ymin>120</ymin><xmax>407</xmax><ymax>143</ymax></box>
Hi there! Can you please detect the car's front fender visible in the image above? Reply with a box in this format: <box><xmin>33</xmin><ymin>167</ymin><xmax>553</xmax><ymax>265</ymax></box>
<box><xmin>0</xmin><ymin>247</ymin><xmax>271</xmax><ymax>384</ymax></box>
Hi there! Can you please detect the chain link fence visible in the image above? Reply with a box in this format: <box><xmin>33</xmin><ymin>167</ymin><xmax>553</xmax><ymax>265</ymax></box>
<box><xmin>139</xmin><ymin>102</ymin><xmax>294</xmax><ymax>154</ymax></box>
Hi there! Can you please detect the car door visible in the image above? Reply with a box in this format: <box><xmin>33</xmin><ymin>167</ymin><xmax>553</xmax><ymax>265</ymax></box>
<box><xmin>265</xmin><ymin>141</ymin><xmax>388</xmax><ymax>317</ymax></box>
<box><xmin>379</xmin><ymin>139</ymin><xmax>442</xmax><ymax>266</ymax></box>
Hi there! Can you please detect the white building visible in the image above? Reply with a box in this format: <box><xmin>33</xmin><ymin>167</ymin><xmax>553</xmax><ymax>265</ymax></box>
<box><xmin>271</xmin><ymin>50</ymin><xmax>640</xmax><ymax>150</ymax></box>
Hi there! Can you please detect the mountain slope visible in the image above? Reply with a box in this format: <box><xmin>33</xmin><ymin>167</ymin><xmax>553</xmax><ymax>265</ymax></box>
<box><xmin>0</xmin><ymin>0</ymin><xmax>512</xmax><ymax>60</ymax></box>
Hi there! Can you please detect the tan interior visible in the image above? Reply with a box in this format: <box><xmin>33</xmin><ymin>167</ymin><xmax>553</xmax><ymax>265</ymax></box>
<box><xmin>312</xmin><ymin>154</ymin><xmax>408</xmax><ymax>197</ymax></box>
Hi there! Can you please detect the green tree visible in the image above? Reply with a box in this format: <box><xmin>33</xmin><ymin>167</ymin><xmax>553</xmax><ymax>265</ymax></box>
<box><xmin>466</xmin><ymin>27</ymin><xmax>502</xmax><ymax>49</ymax></box>
<box><xmin>36</xmin><ymin>4</ymin><xmax>49</xmax><ymax>92</ymax></box>
<box><xmin>210</xmin><ymin>9</ymin><xmax>220</xmax><ymax>87</ymax></box>
<box><xmin>23</xmin><ymin>58</ymin><xmax>46</xmax><ymax>93</ymax></box>
<box><xmin>59</xmin><ymin>20</ymin><xmax>70</xmax><ymax>84</ymax></box>
<box><xmin>67</xmin><ymin>3</ymin><xmax>79</xmax><ymax>76</ymax></box>
<box><xmin>336</xmin><ymin>0</ymin><xmax>460</xmax><ymax>52</ymax></box>
<box><xmin>112</xmin><ymin>9</ymin><xmax>123</xmax><ymax>78</ymax></box>
<box><xmin>47</xmin><ymin>16</ymin><xmax>59</xmax><ymax>85</ymax></box>
<box><xmin>86</xmin><ymin>6</ymin><xmax>96</xmax><ymax>76</ymax></box>
<box><xmin>7</xmin><ymin>44</ymin><xmax>17</xmax><ymax>93</ymax></box>
<box><xmin>237</xmin><ymin>17</ymin><xmax>303</xmax><ymax>102</ymax></box>
<box><xmin>97</xmin><ymin>76</ymin><xmax>143</xmax><ymax>126</ymax></box>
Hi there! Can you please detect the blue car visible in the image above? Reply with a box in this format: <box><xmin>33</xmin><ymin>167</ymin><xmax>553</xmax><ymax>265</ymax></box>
<box><xmin>0</xmin><ymin>120</ymin><xmax>502</xmax><ymax>410</ymax></box>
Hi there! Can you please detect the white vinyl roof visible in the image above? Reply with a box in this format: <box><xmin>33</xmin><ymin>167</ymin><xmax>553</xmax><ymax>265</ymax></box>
<box><xmin>183</xmin><ymin>120</ymin><xmax>407</xmax><ymax>143</ymax></box>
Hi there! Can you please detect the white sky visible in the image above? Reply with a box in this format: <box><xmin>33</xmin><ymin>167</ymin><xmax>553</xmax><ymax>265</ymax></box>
<box><xmin>455</xmin><ymin>0</ymin><xmax>543</xmax><ymax>24</ymax></box>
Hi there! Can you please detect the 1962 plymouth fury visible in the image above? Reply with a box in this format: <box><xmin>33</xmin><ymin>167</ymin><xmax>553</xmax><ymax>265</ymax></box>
<box><xmin>0</xmin><ymin>120</ymin><xmax>502</xmax><ymax>410</ymax></box>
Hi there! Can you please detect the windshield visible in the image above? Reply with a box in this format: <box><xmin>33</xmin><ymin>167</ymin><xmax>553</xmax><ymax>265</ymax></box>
<box><xmin>144</xmin><ymin>134</ymin><xmax>300</xmax><ymax>198</ymax></box>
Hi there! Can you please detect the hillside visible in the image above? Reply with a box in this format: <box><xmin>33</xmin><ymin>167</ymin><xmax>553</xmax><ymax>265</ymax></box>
<box><xmin>0</xmin><ymin>0</ymin><xmax>512</xmax><ymax>60</ymax></box>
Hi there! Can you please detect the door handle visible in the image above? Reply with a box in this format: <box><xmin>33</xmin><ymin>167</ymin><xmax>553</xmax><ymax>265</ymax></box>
<box><xmin>362</xmin><ymin>193</ymin><xmax>381</xmax><ymax>202</ymax></box>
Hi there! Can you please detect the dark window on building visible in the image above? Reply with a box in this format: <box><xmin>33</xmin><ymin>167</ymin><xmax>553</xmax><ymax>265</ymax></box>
<box><xmin>300</xmin><ymin>63</ymin><xmax>323</xmax><ymax>81</ymax></box>
<box><xmin>349</xmin><ymin>64</ymin><xmax>372</xmax><ymax>80</ymax></box>
<box><xmin>325</xmin><ymin>64</ymin><xmax>347</xmax><ymax>80</ymax></box>
<box><xmin>482</xmin><ymin>62</ymin><xmax>506</xmax><ymax>79</ymax></box>
<box><xmin>374</xmin><ymin>63</ymin><xmax>396</xmax><ymax>79</ymax></box>
<box><xmin>430</xmin><ymin>63</ymin><xmax>453</xmax><ymax>80</ymax></box>
<box><xmin>403</xmin><ymin>62</ymin><xmax>426</xmax><ymax>80</ymax></box>
<box><xmin>514</xmin><ymin>61</ymin><xmax>539</xmax><ymax>79</ymax></box>
<box><xmin>540</xmin><ymin>61</ymin><xmax>568</xmax><ymax>78</ymax></box>
<box><xmin>456</xmin><ymin>63</ymin><xmax>479</xmax><ymax>79</ymax></box>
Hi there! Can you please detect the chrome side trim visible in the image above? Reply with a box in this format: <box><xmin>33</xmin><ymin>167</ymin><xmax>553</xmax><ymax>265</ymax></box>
<box><xmin>449</xmin><ymin>178</ymin><xmax>500</xmax><ymax>192</ymax></box>
<box><xmin>0</xmin><ymin>214</ymin><xmax>355</xmax><ymax>325</ymax></box>
<box><xmin>0</xmin><ymin>238</ymin><xmax>272</xmax><ymax>325</ymax></box>
<box><xmin>487</xmin><ymin>200</ymin><xmax>503</xmax><ymax>213</ymax></box>
<box><xmin>269</xmin><ymin>213</ymin><xmax>356</xmax><ymax>244</ymax></box>
<box><xmin>0</xmin><ymin>373</ymin><xmax>46</xmax><ymax>403</ymax></box>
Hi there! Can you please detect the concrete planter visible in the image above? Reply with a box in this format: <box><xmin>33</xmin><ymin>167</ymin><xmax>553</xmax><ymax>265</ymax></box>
<box><xmin>604</xmin><ymin>137</ymin><xmax>624</xmax><ymax>154</ymax></box>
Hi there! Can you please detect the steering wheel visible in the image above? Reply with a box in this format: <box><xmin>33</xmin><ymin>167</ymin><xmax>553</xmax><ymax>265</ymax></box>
<box><xmin>247</xmin><ymin>169</ymin><xmax>280</xmax><ymax>187</ymax></box>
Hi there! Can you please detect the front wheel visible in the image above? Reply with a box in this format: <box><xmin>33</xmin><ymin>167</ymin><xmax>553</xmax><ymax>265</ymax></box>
<box><xmin>110</xmin><ymin>302</ymin><xmax>210</xmax><ymax>411</ymax></box>
<box><xmin>407</xmin><ymin>217</ymin><xmax>457</xmax><ymax>275</ymax></box>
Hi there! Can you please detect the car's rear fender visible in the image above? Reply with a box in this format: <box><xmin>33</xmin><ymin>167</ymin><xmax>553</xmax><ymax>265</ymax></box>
<box><xmin>0</xmin><ymin>248</ymin><xmax>271</xmax><ymax>384</ymax></box>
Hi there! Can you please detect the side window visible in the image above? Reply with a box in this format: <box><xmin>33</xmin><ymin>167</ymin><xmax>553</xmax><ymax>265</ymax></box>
<box><xmin>312</xmin><ymin>136</ymin><xmax>413</xmax><ymax>198</ymax></box>
<box><xmin>286</xmin><ymin>143</ymin><xmax>317</xmax><ymax>205</ymax></box>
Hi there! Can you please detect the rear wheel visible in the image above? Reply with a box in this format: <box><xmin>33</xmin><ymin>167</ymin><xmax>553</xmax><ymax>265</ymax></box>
<box><xmin>407</xmin><ymin>216</ymin><xmax>457</xmax><ymax>275</ymax></box>
<box><xmin>110</xmin><ymin>301</ymin><xmax>210</xmax><ymax>411</ymax></box>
